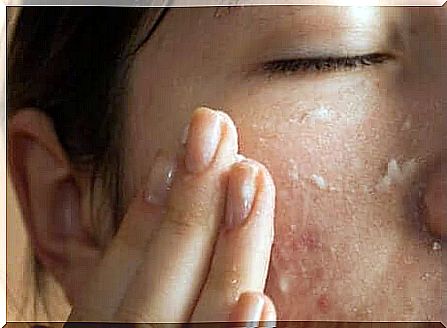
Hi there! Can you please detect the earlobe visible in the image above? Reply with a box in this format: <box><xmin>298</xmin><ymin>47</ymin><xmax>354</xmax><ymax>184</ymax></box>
<box><xmin>8</xmin><ymin>109</ymin><xmax>101</xmax><ymax>303</ymax></box>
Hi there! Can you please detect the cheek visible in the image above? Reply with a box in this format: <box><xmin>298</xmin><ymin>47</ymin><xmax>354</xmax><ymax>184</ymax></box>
<box><xmin>127</xmin><ymin>49</ymin><xmax>444</xmax><ymax>319</ymax></box>
<box><xmin>236</xmin><ymin>133</ymin><xmax>384</xmax><ymax>320</ymax></box>
<box><xmin>424</xmin><ymin>162</ymin><xmax>447</xmax><ymax>238</ymax></box>
<box><xmin>221</xmin><ymin>73</ymin><xmax>443</xmax><ymax>320</ymax></box>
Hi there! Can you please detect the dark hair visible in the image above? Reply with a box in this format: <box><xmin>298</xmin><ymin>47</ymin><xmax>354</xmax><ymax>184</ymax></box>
<box><xmin>7</xmin><ymin>6</ymin><xmax>168</xmax><ymax>318</ymax></box>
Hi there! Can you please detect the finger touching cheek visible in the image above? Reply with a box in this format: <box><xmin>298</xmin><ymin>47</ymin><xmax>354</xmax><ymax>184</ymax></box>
<box><xmin>191</xmin><ymin>160</ymin><xmax>275</xmax><ymax>322</ymax></box>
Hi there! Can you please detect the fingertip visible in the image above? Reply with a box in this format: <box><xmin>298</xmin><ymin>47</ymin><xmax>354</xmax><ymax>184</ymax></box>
<box><xmin>229</xmin><ymin>292</ymin><xmax>265</xmax><ymax>323</ymax></box>
<box><xmin>143</xmin><ymin>150</ymin><xmax>177</xmax><ymax>207</ymax></box>
<box><xmin>238</xmin><ymin>159</ymin><xmax>275</xmax><ymax>196</ymax></box>
<box><xmin>260</xmin><ymin>295</ymin><xmax>277</xmax><ymax>324</ymax></box>
<box><xmin>228</xmin><ymin>159</ymin><xmax>276</xmax><ymax>219</ymax></box>
<box><xmin>215</xmin><ymin>109</ymin><xmax>239</xmax><ymax>151</ymax></box>
<box><xmin>188</xmin><ymin>107</ymin><xmax>239</xmax><ymax>172</ymax></box>
<box><xmin>250</xmin><ymin>160</ymin><xmax>276</xmax><ymax>219</ymax></box>
<box><xmin>257</xmin><ymin>162</ymin><xmax>276</xmax><ymax>199</ymax></box>
<box><xmin>229</xmin><ymin>292</ymin><xmax>277</xmax><ymax>327</ymax></box>
<box><xmin>198</xmin><ymin>107</ymin><xmax>238</xmax><ymax>145</ymax></box>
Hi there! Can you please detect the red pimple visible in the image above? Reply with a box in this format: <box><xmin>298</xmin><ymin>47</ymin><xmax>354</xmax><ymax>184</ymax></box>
<box><xmin>317</xmin><ymin>294</ymin><xmax>330</xmax><ymax>313</ymax></box>
<box><xmin>295</xmin><ymin>229</ymin><xmax>322</xmax><ymax>251</ymax></box>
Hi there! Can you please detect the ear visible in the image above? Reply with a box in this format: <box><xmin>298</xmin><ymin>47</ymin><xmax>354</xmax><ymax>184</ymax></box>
<box><xmin>8</xmin><ymin>109</ymin><xmax>101</xmax><ymax>304</ymax></box>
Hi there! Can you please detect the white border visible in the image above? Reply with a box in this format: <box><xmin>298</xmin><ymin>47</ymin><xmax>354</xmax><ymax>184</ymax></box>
<box><xmin>2</xmin><ymin>1</ymin><xmax>445</xmax><ymax>327</ymax></box>
<box><xmin>1</xmin><ymin>2</ymin><xmax>6</xmax><ymax>327</ymax></box>
<box><xmin>3</xmin><ymin>0</ymin><xmax>447</xmax><ymax>6</ymax></box>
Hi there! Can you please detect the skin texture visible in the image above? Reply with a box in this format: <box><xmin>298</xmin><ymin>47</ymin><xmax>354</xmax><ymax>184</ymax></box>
<box><xmin>6</xmin><ymin>5</ymin><xmax>446</xmax><ymax>323</ymax></box>
<box><xmin>8</xmin><ymin>106</ymin><xmax>277</xmax><ymax>323</ymax></box>
<box><xmin>122</xmin><ymin>6</ymin><xmax>446</xmax><ymax>321</ymax></box>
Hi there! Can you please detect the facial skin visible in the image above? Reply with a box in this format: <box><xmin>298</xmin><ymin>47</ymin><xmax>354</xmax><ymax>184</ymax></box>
<box><xmin>123</xmin><ymin>6</ymin><xmax>446</xmax><ymax>321</ymax></box>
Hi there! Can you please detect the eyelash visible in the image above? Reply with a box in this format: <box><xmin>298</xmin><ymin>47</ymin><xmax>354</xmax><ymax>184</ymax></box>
<box><xmin>263</xmin><ymin>53</ymin><xmax>392</xmax><ymax>74</ymax></box>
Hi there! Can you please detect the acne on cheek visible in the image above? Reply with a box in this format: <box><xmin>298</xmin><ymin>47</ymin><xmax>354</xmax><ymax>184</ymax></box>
<box><xmin>231</xmin><ymin>79</ymin><xmax>443</xmax><ymax>318</ymax></box>
<box><xmin>265</xmin><ymin>160</ymin><xmax>443</xmax><ymax>320</ymax></box>
<box><xmin>242</xmin><ymin>123</ymin><xmax>351</xmax><ymax>317</ymax></box>
<box><xmin>262</xmin><ymin>153</ymin><xmax>421</xmax><ymax>319</ymax></box>
<box><xmin>267</xmin><ymin>224</ymin><xmax>370</xmax><ymax>320</ymax></box>
<box><xmin>269</xmin><ymin>241</ymin><xmax>326</xmax><ymax>317</ymax></box>
<box><xmin>267</xmin><ymin>206</ymin><xmax>345</xmax><ymax>317</ymax></box>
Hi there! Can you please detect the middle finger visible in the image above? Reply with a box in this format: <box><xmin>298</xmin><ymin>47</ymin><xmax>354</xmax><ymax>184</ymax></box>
<box><xmin>116</xmin><ymin>107</ymin><xmax>239</xmax><ymax>322</ymax></box>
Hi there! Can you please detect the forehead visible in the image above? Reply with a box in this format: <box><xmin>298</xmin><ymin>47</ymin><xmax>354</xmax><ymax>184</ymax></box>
<box><xmin>162</xmin><ymin>6</ymin><xmax>406</xmax><ymax>28</ymax></box>
<box><xmin>156</xmin><ymin>5</ymin><xmax>444</xmax><ymax>36</ymax></box>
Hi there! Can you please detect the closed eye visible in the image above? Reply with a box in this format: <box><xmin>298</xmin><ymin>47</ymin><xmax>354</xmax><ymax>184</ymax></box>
<box><xmin>263</xmin><ymin>53</ymin><xmax>394</xmax><ymax>75</ymax></box>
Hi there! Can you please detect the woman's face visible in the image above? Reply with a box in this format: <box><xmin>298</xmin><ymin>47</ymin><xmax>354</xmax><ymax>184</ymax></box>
<box><xmin>122</xmin><ymin>6</ymin><xmax>446</xmax><ymax>321</ymax></box>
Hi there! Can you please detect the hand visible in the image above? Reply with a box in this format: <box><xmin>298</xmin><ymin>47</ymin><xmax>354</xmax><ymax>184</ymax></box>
<box><xmin>65</xmin><ymin>107</ymin><xmax>277</xmax><ymax>324</ymax></box>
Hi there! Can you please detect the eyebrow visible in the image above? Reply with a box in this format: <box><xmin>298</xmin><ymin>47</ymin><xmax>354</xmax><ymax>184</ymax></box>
<box><xmin>240</xmin><ymin>6</ymin><xmax>407</xmax><ymax>61</ymax></box>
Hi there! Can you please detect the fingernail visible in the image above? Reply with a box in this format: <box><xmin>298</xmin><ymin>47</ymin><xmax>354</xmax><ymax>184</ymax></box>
<box><xmin>261</xmin><ymin>296</ymin><xmax>277</xmax><ymax>327</ymax></box>
<box><xmin>144</xmin><ymin>151</ymin><xmax>176</xmax><ymax>206</ymax></box>
<box><xmin>180</xmin><ymin>122</ymin><xmax>189</xmax><ymax>145</ymax></box>
<box><xmin>226</xmin><ymin>162</ymin><xmax>258</xmax><ymax>229</ymax></box>
<box><xmin>185</xmin><ymin>107</ymin><xmax>222</xmax><ymax>173</ymax></box>
<box><xmin>237</xmin><ymin>293</ymin><xmax>265</xmax><ymax>325</ymax></box>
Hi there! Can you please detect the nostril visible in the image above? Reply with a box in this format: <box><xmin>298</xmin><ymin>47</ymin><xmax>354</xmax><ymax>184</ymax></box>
<box><xmin>424</xmin><ymin>162</ymin><xmax>446</xmax><ymax>239</ymax></box>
